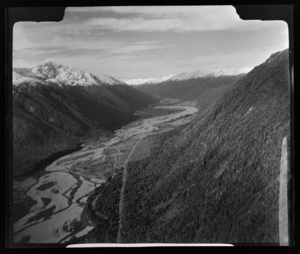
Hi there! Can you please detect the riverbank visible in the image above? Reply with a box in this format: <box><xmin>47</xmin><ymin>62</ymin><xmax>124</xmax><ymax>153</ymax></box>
<box><xmin>15</xmin><ymin>143</ymin><xmax>84</xmax><ymax>181</ymax></box>
<box><xmin>82</xmin><ymin>171</ymin><xmax>122</xmax><ymax>243</ymax></box>
<box><xmin>13</xmin><ymin>143</ymin><xmax>84</xmax><ymax>224</ymax></box>
<box><xmin>12</xmin><ymin>101</ymin><xmax>198</xmax><ymax>244</ymax></box>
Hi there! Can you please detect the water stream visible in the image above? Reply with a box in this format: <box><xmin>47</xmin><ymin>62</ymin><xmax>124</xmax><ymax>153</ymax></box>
<box><xmin>13</xmin><ymin>103</ymin><xmax>197</xmax><ymax>244</ymax></box>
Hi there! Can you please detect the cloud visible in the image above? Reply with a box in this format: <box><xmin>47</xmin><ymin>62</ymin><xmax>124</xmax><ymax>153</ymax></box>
<box><xmin>108</xmin><ymin>42</ymin><xmax>169</xmax><ymax>54</ymax></box>
<box><xmin>80</xmin><ymin>6</ymin><xmax>241</xmax><ymax>32</ymax></box>
<box><xmin>66</xmin><ymin>6</ymin><xmax>234</xmax><ymax>16</ymax></box>
<box><xmin>13</xmin><ymin>6</ymin><xmax>289</xmax><ymax>78</ymax></box>
<box><xmin>74</xmin><ymin>6</ymin><xmax>284</xmax><ymax>33</ymax></box>
<box><xmin>85</xmin><ymin>17</ymin><xmax>188</xmax><ymax>32</ymax></box>
<box><xmin>13</xmin><ymin>36</ymin><xmax>169</xmax><ymax>64</ymax></box>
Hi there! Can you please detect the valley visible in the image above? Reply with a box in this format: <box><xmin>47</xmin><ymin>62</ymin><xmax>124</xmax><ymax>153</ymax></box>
<box><xmin>13</xmin><ymin>99</ymin><xmax>198</xmax><ymax>244</ymax></box>
<box><xmin>9</xmin><ymin>5</ymin><xmax>291</xmax><ymax>246</ymax></box>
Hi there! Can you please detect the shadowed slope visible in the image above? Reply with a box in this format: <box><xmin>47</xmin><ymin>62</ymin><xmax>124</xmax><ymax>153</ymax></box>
<box><xmin>137</xmin><ymin>74</ymin><xmax>244</xmax><ymax>114</ymax></box>
<box><xmin>13</xmin><ymin>62</ymin><xmax>157</xmax><ymax>177</ymax></box>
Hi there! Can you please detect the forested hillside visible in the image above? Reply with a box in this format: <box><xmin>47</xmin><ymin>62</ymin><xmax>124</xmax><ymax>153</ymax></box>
<box><xmin>137</xmin><ymin>75</ymin><xmax>244</xmax><ymax>113</ymax></box>
<box><xmin>12</xmin><ymin>62</ymin><xmax>157</xmax><ymax>177</ymax></box>
<box><xmin>117</xmin><ymin>49</ymin><xmax>290</xmax><ymax>244</ymax></box>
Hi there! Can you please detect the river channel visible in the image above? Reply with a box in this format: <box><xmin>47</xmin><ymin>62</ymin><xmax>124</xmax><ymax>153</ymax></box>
<box><xmin>13</xmin><ymin>101</ymin><xmax>198</xmax><ymax>244</ymax></box>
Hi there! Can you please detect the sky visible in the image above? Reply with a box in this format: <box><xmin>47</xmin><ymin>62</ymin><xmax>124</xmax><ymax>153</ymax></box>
<box><xmin>13</xmin><ymin>6</ymin><xmax>289</xmax><ymax>80</ymax></box>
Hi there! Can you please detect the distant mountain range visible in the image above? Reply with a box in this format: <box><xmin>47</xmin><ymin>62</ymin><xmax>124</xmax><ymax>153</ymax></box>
<box><xmin>124</xmin><ymin>67</ymin><xmax>251</xmax><ymax>85</ymax></box>
<box><xmin>12</xmin><ymin>62</ymin><xmax>157</xmax><ymax>177</ymax></box>
<box><xmin>132</xmin><ymin>68</ymin><xmax>250</xmax><ymax>114</ymax></box>
<box><xmin>124</xmin><ymin>74</ymin><xmax>175</xmax><ymax>86</ymax></box>
<box><xmin>115</xmin><ymin>49</ymin><xmax>290</xmax><ymax>243</ymax></box>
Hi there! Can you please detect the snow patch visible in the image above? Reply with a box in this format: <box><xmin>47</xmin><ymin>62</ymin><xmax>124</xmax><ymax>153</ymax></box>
<box><xmin>170</xmin><ymin>67</ymin><xmax>252</xmax><ymax>81</ymax></box>
<box><xmin>13</xmin><ymin>71</ymin><xmax>39</xmax><ymax>86</ymax></box>
<box><xmin>124</xmin><ymin>67</ymin><xmax>252</xmax><ymax>85</ymax></box>
<box><xmin>13</xmin><ymin>62</ymin><xmax>124</xmax><ymax>87</ymax></box>
<box><xmin>124</xmin><ymin>74</ymin><xmax>175</xmax><ymax>85</ymax></box>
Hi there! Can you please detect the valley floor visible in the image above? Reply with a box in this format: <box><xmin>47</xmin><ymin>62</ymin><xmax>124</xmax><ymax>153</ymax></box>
<box><xmin>12</xmin><ymin>98</ymin><xmax>198</xmax><ymax>245</ymax></box>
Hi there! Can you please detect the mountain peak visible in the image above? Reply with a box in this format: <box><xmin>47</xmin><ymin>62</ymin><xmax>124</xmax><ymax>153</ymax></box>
<box><xmin>125</xmin><ymin>67</ymin><xmax>251</xmax><ymax>86</ymax></box>
<box><xmin>265</xmin><ymin>48</ymin><xmax>289</xmax><ymax>65</ymax></box>
<box><xmin>13</xmin><ymin>61</ymin><xmax>125</xmax><ymax>87</ymax></box>
<box><xmin>124</xmin><ymin>74</ymin><xmax>175</xmax><ymax>86</ymax></box>
<box><xmin>169</xmin><ymin>67</ymin><xmax>251</xmax><ymax>81</ymax></box>
<box><xmin>31</xmin><ymin>61</ymin><xmax>63</xmax><ymax>79</ymax></box>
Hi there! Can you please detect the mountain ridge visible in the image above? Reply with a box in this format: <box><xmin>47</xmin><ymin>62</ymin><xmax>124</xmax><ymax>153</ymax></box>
<box><xmin>118</xmin><ymin>48</ymin><xmax>290</xmax><ymax>243</ymax></box>
<box><xmin>136</xmin><ymin>73</ymin><xmax>246</xmax><ymax>115</ymax></box>
<box><xmin>86</xmin><ymin>48</ymin><xmax>290</xmax><ymax>244</ymax></box>
<box><xmin>13</xmin><ymin>61</ymin><xmax>126</xmax><ymax>87</ymax></box>
<box><xmin>12</xmin><ymin>61</ymin><xmax>157</xmax><ymax>177</ymax></box>
<box><xmin>124</xmin><ymin>67</ymin><xmax>252</xmax><ymax>86</ymax></box>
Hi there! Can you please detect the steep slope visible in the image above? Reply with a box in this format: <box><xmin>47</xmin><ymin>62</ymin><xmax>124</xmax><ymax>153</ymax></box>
<box><xmin>13</xmin><ymin>62</ymin><xmax>157</xmax><ymax>177</ymax></box>
<box><xmin>125</xmin><ymin>68</ymin><xmax>250</xmax><ymax>86</ymax></box>
<box><xmin>118</xmin><ymin>49</ymin><xmax>290</xmax><ymax>243</ymax></box>
<box><xmin>13</xmin><ymin>62</ymin><xmax>156</xmax><ymax>112</ymax></box>
<box><xmin>14</xmin><ymin>61</ymin><xmax>123</xmax><ymax>86</ymax></box>
<box><xmin>136</xmin><ymin>72</ymin><xmax>246</xmax><ymax>114</ymax></box>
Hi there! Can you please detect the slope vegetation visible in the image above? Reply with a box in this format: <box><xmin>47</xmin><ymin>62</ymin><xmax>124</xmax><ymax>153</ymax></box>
<box><xmin>137</xmin><ymin>75</ymin><xmax>244</xmax><ymax>114</ymax></box>
<box><xmin>119</xmin><ymin>49</ymin><xmax>290</xmax><ymax>244</ymax></box>
<box><xmin>12</xmin><ymin>62</ymin><xmax>157</xmax><ymax>177</ymax></box>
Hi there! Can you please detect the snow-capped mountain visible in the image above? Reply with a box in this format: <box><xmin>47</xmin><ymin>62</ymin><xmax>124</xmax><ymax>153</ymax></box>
<box><xmin>124</xmin><ymin>67</ymin><xmax>252</xmax><ymax>86</ymax></box>
<box><xmin>13</xmin><ymin>61</ymin><xmax>126</xmax><ymax>87</ymax></box>
<box><xmin>124</xmin><ymin>74</ymin><xmax>175</xmax><ymax>86</ymax></box>
<box><xmin>13</xmin><ymin>71</ymin><xmax>39</xmax><ymax>86</ymax></box>
<box><xmin>119</xmin><ymin>49</ymin><xmax>290</xmax><ymax>244</ymax></box>
<box><xmin>169</xmin><ymin>67</ymin><xmax>252</xmax><ymax>81</ymax></box>
<box><xmin>135</xmin><ymin>68</ymin><xmax>249</xmax><ymax>116</ymax></box>
<box><xmin>12</xmin><ymin>61</ymin><xmax>157</xmax><ymax>177</ymax></box>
